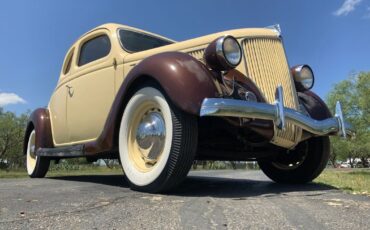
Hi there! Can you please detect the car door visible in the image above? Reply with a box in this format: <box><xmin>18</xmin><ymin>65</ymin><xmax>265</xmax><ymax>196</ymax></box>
<box><xmin>48</xmin><ymin>48</ymin><xmax>75</xmax><ymax>145</ymax></box>
<box><xmin>66</xmin><ymin>30</ymin><xmax>115</xmax><ymax>144</ymax></box>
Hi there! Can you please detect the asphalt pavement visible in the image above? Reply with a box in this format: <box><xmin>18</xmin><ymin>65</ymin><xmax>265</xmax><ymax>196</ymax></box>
<box><xmin>1</xmin><ymin>170</ymin><xmax>370</xmax><ymax>229</ymax></box>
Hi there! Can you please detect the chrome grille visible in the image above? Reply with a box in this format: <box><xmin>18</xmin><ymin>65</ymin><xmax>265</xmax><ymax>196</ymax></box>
<box><xmin>242</xmin><ymin>37</ymin><xmax>301</xmax><ymax>148</ymax></box>
<box><xmin>187</xmin><ymin>37</ymin><xmax>301</xmax><ymax>148</ymax></box>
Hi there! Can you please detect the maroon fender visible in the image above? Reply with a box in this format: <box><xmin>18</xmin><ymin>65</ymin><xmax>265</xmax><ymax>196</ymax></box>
<box><xmin>224</xmin><ymin>69</ymin><xmax>274</xmax><ymax>140</ymax></box>
<box><xmin>224</xmin><ymin>69</ymin><xmax>266</xmax><ymax>102</ymax></box>
<box><xmin>23</xmin><ymin>108</ymin><xmax>54</xmax><ymax>155</ymax></box>
<box><xmin>122</xmin><ymin>52</ymin><xmax>220</xmax><ymax>114</ymax></box>
<box><xmin>84</xmin><ymin>51</ymin><xmax>220</xmax><ymax>155</ymax></box>
<box><xmin>298</xmin><ymin>91</ymin><xmax>332</xmax><ymax>120</ymax></box>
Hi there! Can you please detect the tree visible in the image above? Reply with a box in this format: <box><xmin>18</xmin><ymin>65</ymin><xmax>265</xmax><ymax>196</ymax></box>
<box><xmin>0</xmin><ymin>108</ymin><xmax>28</xmax><ymax>170</ymax></box>
<box><xmin>326</xmin><ymin>72</ymin><xmax>370</xmax><ymax>167</ymax></box>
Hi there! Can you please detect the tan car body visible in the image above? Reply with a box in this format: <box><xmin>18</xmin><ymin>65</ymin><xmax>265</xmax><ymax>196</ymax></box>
<box><xmin>24</xmin><ymin>22</ymin><xmax>355</xmax><ymax>189</ymax></box>
<box><xmin>49</xmin><ymin>23</ymin><xmax>280</xmax><ymax>147</ymax></box>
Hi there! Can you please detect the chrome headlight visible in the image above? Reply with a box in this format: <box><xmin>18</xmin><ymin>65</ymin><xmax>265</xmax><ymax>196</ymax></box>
<box><xmin>291</xmin><ymin>65</ymin><xmax>315</xmax><ymax>91</ymax></box>
<box><xmin>204</xmin><ymin>35</ymin><xmax>242</xmax><ymax>71</ymax></box>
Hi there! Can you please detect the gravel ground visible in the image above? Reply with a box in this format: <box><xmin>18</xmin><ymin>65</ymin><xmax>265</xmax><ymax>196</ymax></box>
<box><xmin>0</xmin><ymin>170</ymin><xmax>369</xmax><ymax>229</ymax></box>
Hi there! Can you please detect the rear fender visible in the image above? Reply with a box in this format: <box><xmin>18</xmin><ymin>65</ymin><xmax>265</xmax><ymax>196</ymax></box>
<box><xmin>23</xmin><ymin>108</ymin><xmax>54</xmax><ymax>155</ymax></box>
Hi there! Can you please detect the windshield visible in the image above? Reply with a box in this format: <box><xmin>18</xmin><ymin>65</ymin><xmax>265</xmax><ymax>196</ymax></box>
<box><xmin>119</xmin><ymin>29</ymin><xmax>173</xmax><ymax>53</ymax></box>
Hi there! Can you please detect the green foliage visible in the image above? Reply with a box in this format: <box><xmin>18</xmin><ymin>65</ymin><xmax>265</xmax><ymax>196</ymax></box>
<box><xmin>316</xmin><ymin>169</ymin><xmax>370</xmax><ymax>195</ymax></box>
<box><xmin>326</xmin><ymin>72</ymin><xmax>370</xmax><ymax>167</ymax></box>
<box><xmin>0</xmin><ymin>108</ymin><xmax>28</xmax><ymax>170</ymax></box>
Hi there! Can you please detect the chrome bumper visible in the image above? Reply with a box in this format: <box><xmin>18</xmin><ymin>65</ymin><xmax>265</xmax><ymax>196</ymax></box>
<box><xmin>200</xmin><ymin>86</ymin><xmax>355</xmax><ymax>139</ymax></box>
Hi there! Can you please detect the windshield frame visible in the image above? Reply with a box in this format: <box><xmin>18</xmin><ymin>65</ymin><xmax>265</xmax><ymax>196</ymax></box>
<box><xmin>117</xmin><ymin>28</ymin><xmax>175</xmax><ymax>53</ymax></box>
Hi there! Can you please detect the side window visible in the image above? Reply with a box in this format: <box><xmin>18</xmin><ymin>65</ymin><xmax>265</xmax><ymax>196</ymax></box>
<box><xmin>78</xmin><ymin>35</ymin><xmax>111</xmax><ymax>66</ymax></box>
<box><xmin>63</xmin><ymin>50</ymin><xmax>74</xmax><ymax>75</ymax></box>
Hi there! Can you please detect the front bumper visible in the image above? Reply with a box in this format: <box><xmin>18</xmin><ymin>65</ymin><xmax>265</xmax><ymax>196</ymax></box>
<box><xmin>200</xmin><ymin>86</ymin><xmax>355</xmax><ymax>139</ymax></box>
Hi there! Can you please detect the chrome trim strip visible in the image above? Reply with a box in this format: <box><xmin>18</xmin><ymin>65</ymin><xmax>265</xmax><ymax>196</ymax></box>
<box><xmin>274</xmin><ymin>85</ymin><xmax>285</xmax><ymax>130</ymax></box>
<box><xmin>200</xmin><ymin>98</ymin><xmax>355</xmax><ymax>139</ymax></box>
<box><xmin>335</xmin><ymin>101</ymin><xmax>347</xmax><ymax>137</ymax></box>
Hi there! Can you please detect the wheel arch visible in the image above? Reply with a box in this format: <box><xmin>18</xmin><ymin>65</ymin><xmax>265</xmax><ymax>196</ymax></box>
<box><xmin>23</xmin><ymin>122</ymin><xmax>34</xmax><ymax>155</ymax></box>
<box><xmin>111</xmin><ymin>75</ymin><xmax>165</xmax><ymax>148</ymax></box>
<box><xmin>23</xmin><ymin>108</ymin><xmax>54</xmax><ymax>155</ymax></box>
<box><xmin>85</xmin><ymin>52</ymin><xmax>219</xmax><ymax>155</ymax></box>
<box><xmin>121</xmin><ymin>52</ymin><xmax>220</xmax><ymax>115</ymax></box>
<box><xmin>95</xmin><ymin>52</ymin><xmax>219</xmax><ymax>151</ymax></box>
<box><xmin>298</xmin><ymin>91</ymin><xmax>332</xmax><ymax>120</ymax></box>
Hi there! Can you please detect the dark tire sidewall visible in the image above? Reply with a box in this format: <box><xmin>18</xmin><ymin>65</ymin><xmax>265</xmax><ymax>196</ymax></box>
<box><xmin>259</xmin><ymin>136</ymin><xmax>330</xmax><ymax>184</ymax></box>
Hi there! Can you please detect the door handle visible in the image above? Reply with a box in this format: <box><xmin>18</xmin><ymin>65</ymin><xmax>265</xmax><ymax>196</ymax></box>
<box><xmin>66</xmin><ymin>85</ymin><xmax>74</xmax><ymax>97</ymax></box>
<box><xmin>113</xmin><ymin>58</ymin><xmax>117</xmax><ymax>69</ymax></box>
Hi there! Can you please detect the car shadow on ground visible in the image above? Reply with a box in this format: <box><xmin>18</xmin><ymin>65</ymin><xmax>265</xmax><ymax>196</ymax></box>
<box><xmin>171</xmin><ymin>176</ymin><xmax>335</xmax><ymax>198</ymax></box>
<box><xmin>48</xmin><ymin>173</ymin><xmax>336</xmax><ymax>198</ymax></box>
<box><xmin>48</xmin><ymin>174</ymin><xmax>130</xmax><ymax>187</ymax></box>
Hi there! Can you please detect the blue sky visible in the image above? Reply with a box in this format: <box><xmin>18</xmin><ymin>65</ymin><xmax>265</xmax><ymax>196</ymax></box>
<box><xmin>0</xmin><ymin>0</ymin><xmax>369</xmax><ymax>114</ymax></box>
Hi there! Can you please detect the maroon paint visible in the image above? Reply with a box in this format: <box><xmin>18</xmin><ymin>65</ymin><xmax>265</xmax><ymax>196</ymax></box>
<box><xmin>85</xmin><ymin>52</ymin><xmax>220</xmax><ymax>155</ymax></box>
<box><xmin>204</xmin><ymin>36</ymin><xmax>242</xmax><ymax>71</ymax></box>
<box><xmin>298</xmin><ymin>91</ymin><xmax>332</xmax><ymax>120</ymax></box>
<box><xmin>32</xmin><ymin>56</ymin><xmax>330</xmax><ymax>157</ymax></box>
<box><xmin>225</xmin><ymin>70</ymin><xmax>274</xmax><ymax>140</ymax></box>
<box><xmin>23</xmin><ymin>108</ymin><xmax>54</xmax><ymax>155</ymax></box>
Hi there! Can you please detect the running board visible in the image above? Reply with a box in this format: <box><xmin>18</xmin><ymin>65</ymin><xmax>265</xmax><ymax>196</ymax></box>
<box><xmin>36</xmin><ymin>144</ymin><xmax>85</xmax><ymax>158</ymax></box>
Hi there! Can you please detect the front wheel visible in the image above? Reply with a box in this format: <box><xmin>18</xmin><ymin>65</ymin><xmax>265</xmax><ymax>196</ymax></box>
<box><xmin>258</xmin><ymin>136</ymin><xmax>330</xmax><ymax>184</ymax></box>
<box><xmin>26</xmin><ymin>130</ymin><xmax>50</xmax><ymax>178</ymax></box>
<box><xmin>119</xmin><ymin>86</ymin><xmax>198</xmax><ymax>193</ymax></box>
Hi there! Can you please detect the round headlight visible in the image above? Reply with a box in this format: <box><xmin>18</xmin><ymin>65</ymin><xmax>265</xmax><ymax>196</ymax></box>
<box><xmin>204</xmin><ymin>35</ymin><xmax>242</xmax><ymax>71</ymax></box>
<box><xmin>291</xmin><ymin>65</ymin><xmax>315</xmax><ymax>91</ymax></box>
<box><xmin>222</xmin><ymin>37</ymin><xmax>242</xmax><ymax>66</ymax></box>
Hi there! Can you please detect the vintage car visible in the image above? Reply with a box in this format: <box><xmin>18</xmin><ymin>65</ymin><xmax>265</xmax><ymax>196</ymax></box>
<box><xmin>24</xmin><ymin>23</ymin><xmax>354</xmax><ymax>192</ymax></box>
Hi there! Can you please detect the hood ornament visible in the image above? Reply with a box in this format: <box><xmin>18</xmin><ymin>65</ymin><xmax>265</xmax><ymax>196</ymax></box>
<box><xmin>266</xmin><ymin>24</ymin><xmax>281</xmax><ymax>36</ymax></box>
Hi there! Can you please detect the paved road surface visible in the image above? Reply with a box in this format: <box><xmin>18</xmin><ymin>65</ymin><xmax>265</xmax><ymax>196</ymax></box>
<box><xmin>1</xmin><ymin>170</ymin><xmax>370</xmax><ymax>229</ymax></box>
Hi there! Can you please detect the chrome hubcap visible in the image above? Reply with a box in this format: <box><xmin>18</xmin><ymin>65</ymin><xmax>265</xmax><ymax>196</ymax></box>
<box><xmin>136</xmin><ymin>110</ymin><xmax>166</xmax><ymax>164</ymax></box>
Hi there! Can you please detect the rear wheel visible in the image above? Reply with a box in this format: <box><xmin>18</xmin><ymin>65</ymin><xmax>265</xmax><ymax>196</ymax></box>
<box><xmin>26</xmin><ymin>130</ymin><xmax>50</xmax><ymax>178</ymax></box>
<box><xmin>258</xmin><ymin>136</ymin><xmax>330</xmax><ymax>184</ymax></box>
<box><xmin>119</xmin><ymin>86</ymin><xmax>198</xmax><ymax>193</ymax></box>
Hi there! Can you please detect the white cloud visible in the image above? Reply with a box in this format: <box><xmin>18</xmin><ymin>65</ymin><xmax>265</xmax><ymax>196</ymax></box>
<box><xmin>334</xmin><ymin>0</ymin><xmax>362</xmax><ymax>16</ymax></box>
<box><xmin>0</xmin><ymin>93</ymin><xmax>26</xmax><ymax>107</ymax></box>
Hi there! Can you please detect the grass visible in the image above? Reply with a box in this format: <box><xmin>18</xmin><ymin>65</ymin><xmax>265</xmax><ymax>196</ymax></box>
<box><xmin>315</xmin><ymin>169</ymin><xmax>370</xmax><ymax>196</ymax></box>
<box><xmin>0</xmin><ymin>167</ymin><xmax>123</xmax><ymax>179</ymax></box>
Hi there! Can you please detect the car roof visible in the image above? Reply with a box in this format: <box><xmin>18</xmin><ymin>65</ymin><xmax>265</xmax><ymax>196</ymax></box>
<box><xmin>78</xmin><ymin>23</ymin><xmax>176</xmax><ymax>43</ymax></box>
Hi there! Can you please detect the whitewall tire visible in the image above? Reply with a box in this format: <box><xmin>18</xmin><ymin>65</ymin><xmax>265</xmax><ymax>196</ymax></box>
<box><xmin>26</xmin><ymin>129</ymin><xmax>50</xmax><ymax>178</ymax></box>
<box><xmin>119</xmin><ymin>85</ymin><xmax>198</xmax><ymax>192</ymax></box>
<box><xmin>26</xmin><ymin>130</ymin><xmax>37</xmax><ymax>175</ymax></box>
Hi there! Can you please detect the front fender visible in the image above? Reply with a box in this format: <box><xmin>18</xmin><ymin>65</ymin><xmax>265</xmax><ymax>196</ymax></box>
<box><xmin>23</xmin><ymin>108</ymin><xmax>53</xmax><ymax>155</ymax></box>
<box><xmin>84</xmin><ymin>52</ymin><xmax>220</xmax><ymax>155</ymax></box>
<box><xmin>121</xmin><ymin>52</ymin><xmax>220</xmax><ymax>115</ymax></box>
<box><xmin>298</xmin><ymin>91</ymin><xmax>332</xmax><ymax>120</ymax></box>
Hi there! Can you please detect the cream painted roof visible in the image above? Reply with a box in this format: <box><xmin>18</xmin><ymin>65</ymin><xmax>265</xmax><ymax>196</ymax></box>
<box><xmin>79</xmin><ymin>23</ymin><xmax>176</xmax><ymax>43</ymax></box>
<box><xmin>79</xmin><ymin>23</ymin><xmax>279</xmax><ymax>44</ymax></box>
